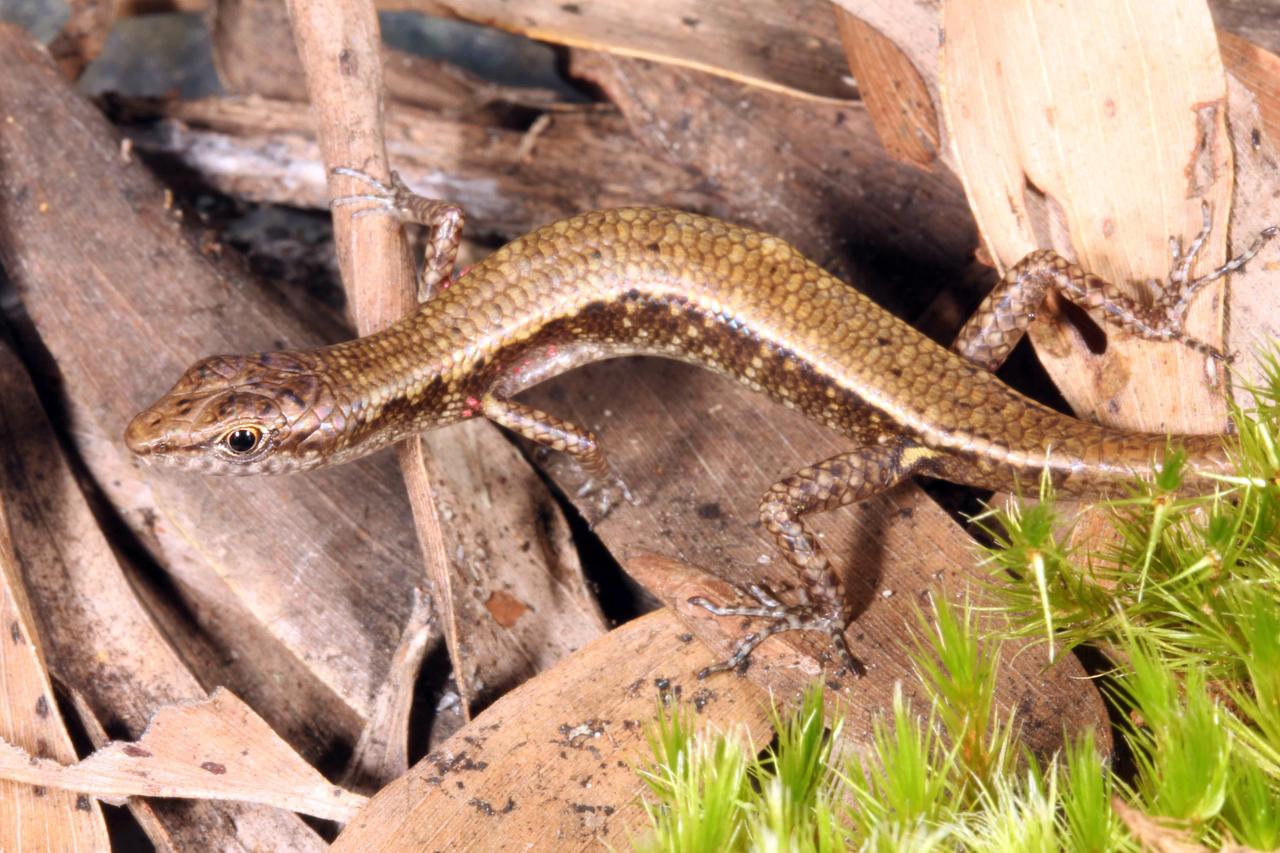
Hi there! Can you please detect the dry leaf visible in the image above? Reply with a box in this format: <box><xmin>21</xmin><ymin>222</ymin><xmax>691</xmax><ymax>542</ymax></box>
<box><xmin>332</xmin><ymin>611</ymin><xmax>776</xmax><ymax>850</ymax></box>
<box><xmin>343</xmin><ymin>588</ymin><xmax>435</xmax><ymax>793</ymax></box>
<box><xmin>0</xmin><ymin>688</ymin><xmax>368</xmax><ymax>823</ymax></box>
<box><xmin>401</xmin><ymin>0</ymin><xmax>854</xmax><ymax>101</ymax></box>
<box><xmin>835</xmin><ymin>7</ymin><xmax>939</xmax><ymax>167</ymax></box>
<box><xmin>941</xmin><ymin>0</ymin><xmax>1231</xmax><ymax>432</ymax></box>
<box><xmin>0</xmin><ymin>499</ymin><xmax>111</xmax><ymax>851</ymax></box>
<box><xmin>1219</xmin><ymin>29</ymin><xmax>1280</xmax><ymax>146</ymax></box>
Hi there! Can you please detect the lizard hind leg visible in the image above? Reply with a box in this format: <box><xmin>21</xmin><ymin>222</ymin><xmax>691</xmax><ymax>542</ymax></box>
<box><xmin>954</xmin><ymin>203</ymin><xmax>1278</xmax><ymax>368</ymax></box>
<box><xmin>690</xmin><ymin>436</ymin><xmax>943</xmax><ymax>678</ymax></box>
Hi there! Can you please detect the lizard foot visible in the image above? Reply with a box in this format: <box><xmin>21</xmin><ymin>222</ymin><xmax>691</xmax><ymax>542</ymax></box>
<box><xmin>1145</xmin><ymin>201</ymin><xmax>1279</xmax><ymax>362</ymax></box>
<box><xmin>330</xmin><ymin>167</ymin><xmax>419</xmax><ymax>221</ymax></box>
<box><xmin>575</xmin><ymin>472</ymin><xmax>637</xmax><ymax>523</ymax></box>
<box><xmin>330</xmin><ymin>166</ymin><xmax>465</xmax><ymax>302</ymax></box>
<box><xmin>688</xmin><ymin>583</ymin><xmax>859</xmax><ymax>678</ymax></box>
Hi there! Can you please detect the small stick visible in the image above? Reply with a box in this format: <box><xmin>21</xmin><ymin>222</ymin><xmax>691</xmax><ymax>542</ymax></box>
<box><xmin>284</xmin><ymin>0</ymin><xmax>462</xmax><ymax>728</ymax></box>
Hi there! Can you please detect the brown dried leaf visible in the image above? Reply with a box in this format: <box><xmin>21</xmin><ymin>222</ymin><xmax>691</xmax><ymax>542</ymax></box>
<box><xmin>0</xmin><ymin>500</ymin><xmax>111</xmax><ymax>851</ymax></box>
<box><xmin>47</xmin><ymin>0</ymin><xmax>118</xmax><ymax>78</ymax></box>
<box><xmin>942</xmin><ymin>0</ymin><xmax>1232</xmax><ymax>432</ymax></box>
<box><xmin>1218</xmin><ymin>47</ymin><xmax>1280</xmax><ymax>396</ymax></box>
<box><xmin>830</xmin><ymin>1</ymin><xmax>943</xmax><ymax>107</ymax></box>
<box><xmin>0</xmin><ymin>688</ymin><xmax>368</xmax><ymax>823</ymax></box>
<box><xmin>342</xmin><ymin>588</ymin><xmax>434</xmax><ymax>792</ymax></box>
<box><xmin>420</xmin><ymin>420</ymin><xmax>608</xmax><ymax>707</ymax></box>
<box><xmin>1211</xmin><ymin>1</ymin><xmax>1280</xmax><ymax>57</ymax></box>
<box><xmin>835</xmin><ymin>8</ymin><xmax>939</xmax><ymax>167</ymax></box>
<box><xmin>331</xmin><ymin>611</ymin><xmax>776</xmax><ymax>850</ymax></box>
<box><xmin>401</xmin><ymin>0</ymin><xmax>854</xmax><ymax>102</ymax></box>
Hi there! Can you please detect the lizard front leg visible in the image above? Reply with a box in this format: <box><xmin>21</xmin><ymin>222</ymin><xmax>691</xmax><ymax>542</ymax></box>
<box><xmin>481</xmin><ymin>395</ymin><xmax>633</xmax><ymax>517</ymax></box>
<box><xmin>691</xmin><ymin>437</ymin><xmax>944</xmax><ymax>677</ymax></box>
<box><xmin>331</xmin><ymin>167</ymin><xmax>465</xmax><ymax>301</ymax></box>
<box><xmin>329</xmin><ymin>167</ymin><xmax>636</xmax><ymax>514</ymax></box>
<box><xmin>481</xmin><ymin>396</ymin><xmax>610</xmax><ymax>478</ymax></box>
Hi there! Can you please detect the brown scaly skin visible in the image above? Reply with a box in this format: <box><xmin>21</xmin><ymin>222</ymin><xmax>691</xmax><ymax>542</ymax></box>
<box><xmin>127</xmin><ymin>188</ymin><xmax>1264</xmax><ymax>677</ymax></box>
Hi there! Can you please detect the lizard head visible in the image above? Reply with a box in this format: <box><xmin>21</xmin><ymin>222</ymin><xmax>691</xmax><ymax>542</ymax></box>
<box><xmin>125</xmin><ymin>351</ymin><xmax>341</xmax><ymax>474</ymax></box>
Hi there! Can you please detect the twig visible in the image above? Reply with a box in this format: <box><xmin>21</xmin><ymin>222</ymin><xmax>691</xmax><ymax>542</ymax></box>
<box><xmin>283</xmin><ymin>0</ymin><xmax>465</xmax><ymax>724</ymax></box>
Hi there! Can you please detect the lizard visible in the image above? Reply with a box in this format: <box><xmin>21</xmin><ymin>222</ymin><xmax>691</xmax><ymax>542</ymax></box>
<box><xmin>125</xmin><ymin>170</ymin><xmax>1274</xmax><ymax>675</ymax></box>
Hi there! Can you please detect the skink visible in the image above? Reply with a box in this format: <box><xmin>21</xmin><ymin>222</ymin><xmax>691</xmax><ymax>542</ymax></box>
<box><xmin>126</xmin><ymin>175</ymin><xmax>1262</xmax><ymax>674</ymax></box>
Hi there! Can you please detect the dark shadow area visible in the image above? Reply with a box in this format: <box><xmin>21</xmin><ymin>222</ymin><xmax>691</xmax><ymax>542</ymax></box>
<box><xmin>379</xmin><ymin>11</ymin><xmax>593</xmax><ymax>102</ymax></box>
<box><xmin>408</xmin><ymin>638</ymin><xmax>464</xmax><ymax>763</ymax></box>
<box><xmin>520</xmin><ymin>437</ymin><xmax>661</xmax><ymax>628</ymax></box>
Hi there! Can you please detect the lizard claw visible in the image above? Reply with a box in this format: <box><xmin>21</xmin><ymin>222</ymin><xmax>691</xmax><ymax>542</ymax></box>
<box><xmin>688</xmin><ymin>584</ymin><xmax>859</xmax><ymax>678</ymax></box>
<box><xmin>576</xmin><ymin>473</ymin><xmax>638</xmax><ymax>523</ymax></box>
<box><xmin>330</xmin><ymin>168</ymin><xmax>419</xmax><ymax>222</ymax></box>
<box><xmin>1147</xmin><ymin>202</ymin><xmax>1279</xmax><ymax>361</ymax></box>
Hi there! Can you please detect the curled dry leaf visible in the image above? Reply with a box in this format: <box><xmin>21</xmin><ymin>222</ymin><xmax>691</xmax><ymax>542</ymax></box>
<box><xmin>0</xmin><ymin>688</ymin><xmax>368</xmax><ymax>823</ymax></box>
<box><xmin>342</xmin><ymin>588</ymin><xmax>436</xmax><ymax>793</ymax></box>
<box><xmin>941</xmin><ymin>0</ymin><xmax>1233</xmax><ymax>433</ymax></box>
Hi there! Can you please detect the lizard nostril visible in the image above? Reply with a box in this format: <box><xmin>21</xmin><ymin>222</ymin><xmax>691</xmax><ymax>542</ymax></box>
<box><xmin>125</xmin><ymin>411</ymin><xmax>168</xmax><ymax>456</ymax></box>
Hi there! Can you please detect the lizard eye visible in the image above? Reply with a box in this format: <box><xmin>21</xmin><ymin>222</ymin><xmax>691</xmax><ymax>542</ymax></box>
<box><xmin>223</xmin><ymin>426</ymin><xmax>262</xmax><ymax>455</ymax></box>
